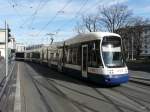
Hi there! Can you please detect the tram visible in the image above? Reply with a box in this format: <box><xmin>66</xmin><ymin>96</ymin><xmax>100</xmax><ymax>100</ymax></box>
<box><xmin>25</xmin><ymin>32</ymin><xmax>129</xmax><ymax>85</ymax></box>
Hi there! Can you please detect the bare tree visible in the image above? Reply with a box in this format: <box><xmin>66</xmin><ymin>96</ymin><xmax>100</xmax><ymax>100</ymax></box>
<box><xmin>82</xmin><ymin>15</ymin><xmax>100</xmax><ymax>32</ymax></box>
<box><xmin>74</xmin><ymin>21</ymin><xmax>86</xmax><ymax>34</ymax></box>
<box><xmin>99</xmin><ymin>4</ymin><xmax>132</xmax><ymax>32</ymax></box>
<box><xmin>74</xmin><ymin>14</ymin><xmax>100</xmax><ymax>34</ymax></box>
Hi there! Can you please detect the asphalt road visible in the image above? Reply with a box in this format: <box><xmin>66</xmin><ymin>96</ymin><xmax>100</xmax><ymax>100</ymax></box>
<box><xmin>15</xmin><ymin>61</ymin><xmax>150</xmax><ymax>112</ymax></box>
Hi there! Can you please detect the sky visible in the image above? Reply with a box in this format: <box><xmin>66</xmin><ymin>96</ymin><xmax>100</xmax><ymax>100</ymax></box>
<box><xmin>0</xmin><ymin>0</ymin><xmax>150</xmax><ymax>45</ymax></box>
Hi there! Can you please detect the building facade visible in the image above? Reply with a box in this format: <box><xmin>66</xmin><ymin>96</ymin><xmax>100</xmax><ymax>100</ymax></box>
<box><xmin>117</xmin><ymin>25</ymin><xmax>150</xmax><ymax>60</ymax></box>
<box><xmin>140</xmin><ymin>25</ymin><xmax>150</xmax><ymax>58</ymax></box>
<box><xmin>15</xmin><ymin>43</ymin><xmax>26</xmax><ymax>52</ymax></box>
<box><xmin>0</xmin><ymin>29</ymin><xmax>16</xmax><ymax>59</ymax></box>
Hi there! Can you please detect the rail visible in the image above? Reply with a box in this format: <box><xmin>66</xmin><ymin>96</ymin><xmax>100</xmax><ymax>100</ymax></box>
<box><xmin>129</xmin><ymin>76</ymin><xmax>150</xmax><ymax>86</ymax></box>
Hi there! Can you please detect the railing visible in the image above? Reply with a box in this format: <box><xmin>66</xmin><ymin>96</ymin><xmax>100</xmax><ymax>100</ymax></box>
<box><xmin>0</xmin><ymin>62</ymin><xmax>16</xmax><ymax>112</ymax></box>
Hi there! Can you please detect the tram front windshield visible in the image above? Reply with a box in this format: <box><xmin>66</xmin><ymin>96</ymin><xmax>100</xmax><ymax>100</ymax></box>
<box><xmin>102</xmin><ymin>36</ymin><xmax>125</xmax><ymax>68</ymax></box>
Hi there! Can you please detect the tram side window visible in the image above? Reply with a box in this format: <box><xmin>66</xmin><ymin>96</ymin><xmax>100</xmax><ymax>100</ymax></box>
<box><xmin>72</xmin><ymin>48</ymin><xmax>75</xmax><ymax>64</ymax></box>
<box><xmin>66</xmin><ymin>47</ymin><xmax>80</xmax><ymax>65</ymax></box>
<box><xmin>50</xmin><ymin>53</ymin><xmax>54</xmax><ymax>61</ymax></box>
<box><xmin>88</xmin><ymin>41</ymin><xmax>102</xmax><ymax>67</ymax></box>
<box><xmin>64</xmin><ymin>48</ymin><xmax>68</xmax><ymax>63</ymax></box>
<box><xmin>55</xmin><ymin>52</ymin><xmax>59</xmax><ymax>61</ymax></box>
<box><xmin>72</xmin><ymin>48</ymin><xmax>78</xmax><ymax>65</ymax></box>
<box><xmin>77</xmin><ymin>47</ymin><xmax>81</xmax><ymax>65</ymax></box>
<box><xmin>27</xmin><ymin>53</ymin><xmax>30</xmax><ymax>58</ymax></box>
<box><xmin>48</xmin><ymin>51</ymin><xmax>50</xmax><ymax>60</ymax></box>
<box><xmin>66</xmin><ymin>49</ymin><xmax>69</xmax><ymax>63</ymax></box>
<box><xmin>53</xmin><ymin>53</ymin><xmax>56</xmax><ymax>61</ymax></box>
<box><xmin>68</xmin><ymin>49</ymin><xmax>72</xmax><ymax>64</ymax></box>
<box><xmin>42</xmin><ymin>50</ymin><xmax>44</xmax><ymax>60</ymax></box>
<box><xmin>44</xmin><ymin>51</ymin><xmax>47</xmax><ymax>60</ymax></box>
<box><xmin>89</xmin><ymin>50</ymin><xmax>97</xmax><ymax>67</ymax></box>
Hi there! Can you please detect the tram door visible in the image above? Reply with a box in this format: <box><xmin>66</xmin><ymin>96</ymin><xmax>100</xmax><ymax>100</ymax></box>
<box><xmin>82</xmin><ymin>45</ymin><xmax>88</xmax><ymax>78</ymax></box>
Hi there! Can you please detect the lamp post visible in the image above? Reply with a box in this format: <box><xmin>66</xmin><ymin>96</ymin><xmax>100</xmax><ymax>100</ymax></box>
<box><xmin>5</xmin><ymin>21</ymin><xmax>8</xmax><ymax>77</ymax></box>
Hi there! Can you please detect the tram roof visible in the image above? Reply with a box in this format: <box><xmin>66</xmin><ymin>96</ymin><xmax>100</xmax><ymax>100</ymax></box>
<box><xmin>65</xmin><ymin>32</ymin><xmax>120</xmax><ymax>45</ymax></box>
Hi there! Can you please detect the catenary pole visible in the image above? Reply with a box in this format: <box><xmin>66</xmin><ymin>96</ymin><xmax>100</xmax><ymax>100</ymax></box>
<box><xmin>5</xmin><ymin>21</ymin><xmax>8</xmax><ymax>77</ymax></box>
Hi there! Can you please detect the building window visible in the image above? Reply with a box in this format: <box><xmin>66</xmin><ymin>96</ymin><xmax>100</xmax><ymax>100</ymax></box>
<box><xmin>145</xmin><ymin>30</ymin><xmax>147</xmax><ymax>34</ymax></box>
<box><xmin>145</xmin><ymin>51</ymin><xmax>148</xmax><ymax>53</ymax></box>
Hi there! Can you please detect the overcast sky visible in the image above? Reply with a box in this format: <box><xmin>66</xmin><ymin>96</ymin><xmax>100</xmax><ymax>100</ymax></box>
<box><xmin>0</xmin><ymin>0</ymin><xmax>150</xmax><ymax>45</ymax></box>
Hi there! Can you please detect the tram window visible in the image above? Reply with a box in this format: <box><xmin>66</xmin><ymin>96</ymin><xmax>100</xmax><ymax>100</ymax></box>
<box><xmin>88</xmin><ymin>41</ymin><xmax>102</xmax><ymax>67</ymax></box>
<box><xmin>72</xmin><ymin>48</ymin><xmax>75</xmax><ymax>64</ymax></box>
<box><xmin>64</xmin><ymin>48</ymin><xmax>68</xmax><ymax>63</ymax></box>
<box><xmin>66</xmin><ymin>49</ymin><xmax>69</xmax><ymax>63</ymax></box>
<box><xmin>44</xmin><ymin>51</ymin><xmax>47</xmax><ymax>59</ymax></box>
<box><xmin>42</xmin><ymin>51</ymin><xmax>44</xmax><ymax>59</ymax></box>
<box><xmin>102</xmin><ymin>36</ymin><xmax>121</xmax><ymax>47</ymax></box>
<box><xmin>69</xmin><ymin>49</ymin><xmax>72</xmax><ymax>64</ymax></box>
<box><xmin>48</xmin><ymin>52</ymin><xmax>51</xmax><ymax>60</ymax></box>
<box><xmin>91</xmin><ymin>51</ymin><xmax>97</xmax><ymax>67</ymax></box>
<box><xmin>72</xmin><ymin>48</ymin><xmax>76</xmax><ymax>64</ymax></box>
<box><xmin>77</xmin><ymin>47</ymin><xmax>81</xmax><ymax>65</ymax></box>
<box><xmin>54</xmin><ymin>53</ymin><xmax>56</xmax><ymax>61</ymax></box>
<box><xmin>56</xmin><ymin>53</ymin><xmax>59</xmax><ymax>61</ymax></box>
<box><xmin>50</xmin><ymin>53</ymin><xmax>54</xmax><ymax>61</ymax></box>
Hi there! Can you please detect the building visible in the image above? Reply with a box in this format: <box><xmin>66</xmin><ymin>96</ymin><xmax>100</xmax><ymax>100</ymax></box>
<box><xmin>140</xmin><ymin>25</ymin><xmax>150</xmax><ymax>58</ymax></box>
<box><xmin>15</xmin><ymin>43</ymin><xmax>26</xmax><ymax>52</ymax></box>
<box><xmin>0</xmin><ymin>29</ymin><xmax>7</xmax><ymax>59</ymax></box>
<box><xmin>117</xmin><ymin>25</ymin><xmax>150</xmax><ymax>60</ymax></box>
<box><xmin>0</xmin><ymin>29</ymin><xmax>16</xmax><ymax>59</ymax></box>
<box><xmin>8</xmin><ymin>37</ymin><xmax>16</xmax><ymax>50</ymax></box>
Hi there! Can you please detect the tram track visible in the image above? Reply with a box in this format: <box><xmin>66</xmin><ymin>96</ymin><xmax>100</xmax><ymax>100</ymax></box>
<box><xmin>25</xmin><ymin>63</ymin><xmax>92</xmax><ymax>112</ymax></box>
<box><xmin>27</xmin><ymin>63</ymin><xmax>123</xmax><ymax>112</ymax></box>
<box><xmin>111</xmin><ymin>87</ymin><xmax>150</xmax><ymax>112</ymax></box>
<box><xmin>121</xmin><ymin>83</ymin><xmax>150</xmax><ymax>97</ymax></box>
<box><xmin>24</xmin><ymin>62</ymin><xmax>150</xmax><ymax>112</ymax></box>
<box><xmin>93</xmin><ymin>88</ymin><xmax>124</xmax><ymax>112</ymax></box>
<box><xmin>25</xmin><ymin>64</ymin><xmax>53</xmax><ymax>112</ymax></box>
<box><xmin>40</xmin><ymin>79</ymin><xmax>88</xmax><ymax>112</ymax></box>
<box><xmin>129</xmin><ymin>76</ymin><xmax>150</xmax><ymax>86</ymax></box>
<box><xmin>126</xmin><ymin>81</ymin><xmax>150</xmax><ymax>93</ymax></box>
<box><xmin>46</xmin><ymin>78</ymin><xmax>145</xmax><ymax>112</ymax></box>
<box><xmin>28</xmin><ymin>63</ymin><xmax>95</xmax><ymax>112</ymax></box>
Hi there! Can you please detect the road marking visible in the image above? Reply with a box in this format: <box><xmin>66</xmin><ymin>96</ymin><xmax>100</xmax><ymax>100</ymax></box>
<box><xmin>14</xmin><ymin>63</ymin><xmax>21</xmax><ymax>112</ymax></box>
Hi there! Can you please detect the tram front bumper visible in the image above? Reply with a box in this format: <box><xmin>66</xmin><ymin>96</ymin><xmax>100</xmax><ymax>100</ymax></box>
<box><xmin>88</xmin><ymin>73</ymin><xmax>129</xmax><ymax>85</ymax></box>
<box><xmin>104</xmin><ymin>74</ymin><xmax>129</xmax><ymax>85</ymax></box>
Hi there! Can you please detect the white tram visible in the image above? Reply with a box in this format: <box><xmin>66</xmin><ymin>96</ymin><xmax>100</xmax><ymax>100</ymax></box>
<box><xmin>25</xmin><ymin>32</ymin><xmax>129</xmax><ymax>85</ymax></box>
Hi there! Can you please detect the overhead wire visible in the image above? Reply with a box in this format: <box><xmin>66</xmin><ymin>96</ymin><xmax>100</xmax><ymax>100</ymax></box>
<box><xmin>19</xmin><ymin>0</ymin><xmax>51</xmax><ymax>40</ymax></box>
<box><xmin>20</xmin><ymin>0</ymin><xmax>73</xmax><ymax>43</ymax></box>
<box><xmin>29</xmin><ymin>0</ymin><xmax>46</xmax><ymax>28</ymax></box>
<box><xmin>36</xmin><ymin>0</ymin><xmax>73</xmax><ymax>36</ymax></box>
<box><xmin>20</xmin><ymin>0</ymin><xmax>45</xmax><ymax>29</ymax></box>
<box><xmin>28</xmin><ymin>0</ymin><xmax>49</xmax><ymax>29</ymax></box>
<box><xmin>54</xmin><ymin>0</ymin><xmax>102</xmax><ymax>35</ymax></box>
<box><xmin>7</xmin><ymin>0</ymin><xmax>101</xmax><ymax>45</ymax></box>
<box><xmin>7</xmin><ymin>0</ymin><xmax>24</xmax><ymax>22</ymax></box>
<box><xmin>54</xmin><ymin>0</ymin><xmax>89</xmax><ymax>34</ymax></box>
<box><xmin>38</xmin><ymin>0</ymin><xmax>89</xmax><ymax>43</ymax></box>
